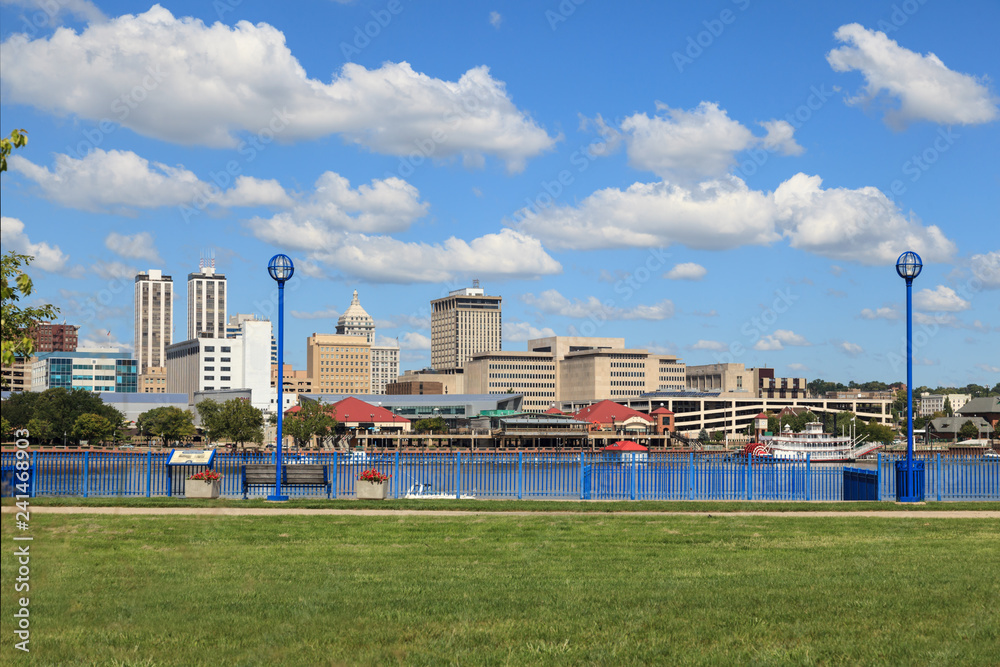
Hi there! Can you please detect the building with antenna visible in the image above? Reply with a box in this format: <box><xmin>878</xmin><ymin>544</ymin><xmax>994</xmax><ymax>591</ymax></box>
<box><xmin>430</xmin><ymin>280</ymin><xmax>502</xmax><ymax>371</ymax></box>
<box><xmin>187</xmin><ymin>257</ymin><xmax>227</xmax><ymax>340</ymax></box>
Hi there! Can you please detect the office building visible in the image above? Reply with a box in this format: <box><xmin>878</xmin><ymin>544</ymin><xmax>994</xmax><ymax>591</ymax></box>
<box><xmin>370</xmin><ymin>344</ymin><xmax>400</xmax><ymax>394</ymax></box>
<box><xmin>227</xmin><ymin>313</ymin><xmax>276</xmax><ymax>364</ymax></box>
<box><xmin>920</xmin><ymin>393</ymin><xmax>972</xmax><ymax>417</ymax></box>
<box><xmin>139</xmin><ymin>365</ymin><xmax>167</xmax><ymax>393</ymax></box>
<box><xmin>431</xmin><ymin>283</ymin><xmax>501</xmax><ymax>371</ymax></box>
<box><xmin>463</xmin><ymin>336</ymin><xmax>686</xmax><ymax>412</ymax></box>
<box><xmin>306</xmin><ymin>333</ymin><xmax>371</xmax><ymax>394</ymax></box>
<box><xmin>165</xmin><ymin>319</ymin><xmax>272</xmax><ymax>410</ymax></box>
<box><xmin>29</xmin><ymin>322</ymin><xmax>78</xmax><ymax>353</ymax></box>
<box><xmin>333</xmin><ymin>290</ymin><xmax>398</xmax><ymax>394</ymax></box>
<box><xmin>187</xmin><ymin>263</ymin><xmax>227</xmax><ymax>339</ymax></box>
<box><xmin>685</xmin><ymin>363</ymin><xmax>808</xmax><ymax>399</ymax></box>
<box><xmin>134</xmin><ymin>269</ymin><xmax>173</xmax><ymax>375</ymax></box>
<box><xmin>30</xmin><ymin>349</ymin><xmax>138</xmax><ymax>393</ymax></box>
<box><xmin>336</xmin><ymin>290</ymin><xmax>375</xmax><ymax>342</ymax></box>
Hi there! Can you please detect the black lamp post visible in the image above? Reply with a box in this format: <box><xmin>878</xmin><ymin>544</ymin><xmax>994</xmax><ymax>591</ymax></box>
<box><xmin>895</xmin><ymin>251</ymin><xmax>924</xmax><ymax>502</ymax></box>
<box><xmin>267</xmin><ymin>253</ymin><xmax>294</xmax><ymax>501</ymax></box>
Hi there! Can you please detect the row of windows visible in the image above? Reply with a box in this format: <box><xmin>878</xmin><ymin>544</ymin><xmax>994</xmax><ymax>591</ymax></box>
<box><xmin>204</xmin><ymin>376</ymin><xmax>232</xmax><ymax>381</ymax></box>
<box><xmin>611</xmin><ymin>371</ymin><xmax>645</xmax><ymax>378</ymax></box>
<box><xmin>487</xmin><ymin>363</ymin><xmax>555</xmax><ymax>371</ymax></box>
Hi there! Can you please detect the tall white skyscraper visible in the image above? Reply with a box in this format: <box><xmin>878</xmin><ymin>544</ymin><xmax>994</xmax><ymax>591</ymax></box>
<box><xmin>187</xmin><ymin>261</ymin><xmax>227</xmax><ymax>339</ymax></box>
<box><xmin>134</xmin><ymin>269</ymin><xmax>173</xmax><ymax>375</ymax></box>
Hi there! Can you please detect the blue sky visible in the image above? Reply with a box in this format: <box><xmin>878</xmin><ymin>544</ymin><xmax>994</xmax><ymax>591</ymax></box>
<box><xmin>1</xmin><ymin>0</ymin><xmax>997</xmax><ymax>388</ymax></box>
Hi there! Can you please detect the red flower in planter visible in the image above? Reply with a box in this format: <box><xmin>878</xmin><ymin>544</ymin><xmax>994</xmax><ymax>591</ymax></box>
<box><xmin>358</xmin><ymin>468</ymin><xmax>390</xmax><ymax>483</ymax></box>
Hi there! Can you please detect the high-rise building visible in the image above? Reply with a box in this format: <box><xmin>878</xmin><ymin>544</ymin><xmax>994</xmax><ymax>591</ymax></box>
<box><xmin>430</xmin><ymin>283</ymin><xmax>501</xmax><ymax>371</ymax></box>
<box><xmin>336</xmin><ymin>290</ymin><xmax>375</xmax><ymax>342</ymax></box>
<box><xmin>370</xmin><ymin>345</ymin><xmax>399</xmax><ymax>394</ymax></box>
<box><xmin>227</xmin><ymin>313</ymin><xmax>276</xmax><ymax>364</ymax></box>
<box><xmin>134</xmin><ymin>269</ymin><xmax>173</xmax><ymax>375</ymax></box>
<box><xmin>29</xmin><ymin>322</ymin><xmax>78</xmax><ymax>353</ymax></box>
<box><xmin>306</xmin><ymin>333</ymin><xmax>371</xmax><ymax>394</ymax></box>
<box><xmin>187</xmin><ymin>263</ymin><xmax>226</xmax><ymax>339</ymax></box>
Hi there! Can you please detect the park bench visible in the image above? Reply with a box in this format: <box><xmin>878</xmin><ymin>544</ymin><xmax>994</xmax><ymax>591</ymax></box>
<box><xmin>242</xmin><ymin>463</ymin><xmax>331</xmax><ymax>498</ymax></box>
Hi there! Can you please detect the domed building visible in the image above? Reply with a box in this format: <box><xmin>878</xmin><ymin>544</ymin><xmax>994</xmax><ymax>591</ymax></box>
<box><xmin>336</xmin><ymin>290</ymin><xmax>375</xmax><ymax>343</ymax></box>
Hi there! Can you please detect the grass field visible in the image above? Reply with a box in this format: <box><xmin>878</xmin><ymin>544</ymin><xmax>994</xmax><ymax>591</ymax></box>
<box><xmin>2</xmin><ymin>512</ymin><xmax>999</xmax><ymax>665</ymax></box>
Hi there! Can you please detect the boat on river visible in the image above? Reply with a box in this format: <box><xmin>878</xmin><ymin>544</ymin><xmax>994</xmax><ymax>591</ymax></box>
<box><xmin>761</xmin><ymin>422</ymin><xmax>883</xmax><ymax>462</ymax></box>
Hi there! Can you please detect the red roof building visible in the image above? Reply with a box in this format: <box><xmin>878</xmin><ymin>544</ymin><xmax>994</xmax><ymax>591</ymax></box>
<box><xmin>603</xmin><ymin>440</ymin><xmax>648</xmax><ymax>452</ymax></box>
<box><xmin>573</xmin><ymin>400</ymin><xmax>653</xmax><ymax>433</ymax></box>
<box><xmin>287</xmin><ymin>397</ymin><xmax>411</xmax><ymax>431</ymax></box>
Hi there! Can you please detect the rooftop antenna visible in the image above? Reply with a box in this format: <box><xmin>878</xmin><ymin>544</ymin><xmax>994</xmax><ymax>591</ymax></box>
<box><xmin>472</xmin><ymin>278</ymin><xmax>480</xmax><ymax>289</ymax></box>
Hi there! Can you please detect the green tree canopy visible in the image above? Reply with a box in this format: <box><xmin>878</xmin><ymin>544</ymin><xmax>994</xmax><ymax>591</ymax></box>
<box><xmin>283</xmin><ymin>401</ymin><xmax>337</xmax><ymax>449</ymax></box>
<box><xmin>218</xmin><ymin>398</ymin><xmax>264</xmax><ymax>450</ymax></box>
<box><xmin>137</xmin><ymin>406</ymin><xmax>196</xmax><ymax>446</ymax></box>
<box><xmin>862</xmin><ymin>421</ymin><xmax>895</xmax><ymax>445</ymax></box>
<box><xmin>2</xmin><ymin>251</ymin><xmax>59</xmax><ymax>369</ymax></box>
<box><xmin>958</xmin><ymin>420</ymin><xmax>980</xmax><ymax>440</ymax></box>
<box><xmin>72</xmin><ymin>413</ymin><xmax>115</xmax><ymax>444</ymax></box>
<box><xmin>414</xmin><ymin>417</ymin><xmax>447</xmax><ymax>434</ymax></box>
<box><xmin>4</xmin><ymin>388</ymin><xmax>124</xmax><ymax>440</ymax></box>
<box><xmin>195</xmin><ymin>399</ymin><xmax>224</xmax><ymax>444</ymax></box>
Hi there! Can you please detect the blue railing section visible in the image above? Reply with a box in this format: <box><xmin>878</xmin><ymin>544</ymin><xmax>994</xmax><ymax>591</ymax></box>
<box><xmin>1</xmin><ymin>450</ymin><xmax>998</xmax><ymax>501</ymax></box>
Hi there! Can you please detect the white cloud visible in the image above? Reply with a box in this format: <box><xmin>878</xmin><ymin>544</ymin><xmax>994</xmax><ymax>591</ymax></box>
<box><xmin>976</xmin><ymin>363</ymin><xmax>1000</xmax><ymax>374</ymax></box>
<box><xmin>10</xmin><ymin>150</ymin><xmax>294</xmax><ymax>211</ymax></box>
<box><xmin>0</xmin><ymin>216</ymin><xmax>70</xmax><ymax>272</ymax></box>
<box><xmin>0</xmin><ymin>6</ymin><xmax>557</xmax><ymax>170</ymax></box>
<box><xmin>290</xmin><ymin>307</ymin><xmax>340</xmax><ymax>320</ymax></box>
<box><xmin>840</xmin><ymin>341</ymin><xmax>864</xmax><ymax>356</ymax></box>
<box><xmin>78</xmin><ymin>328</ymin><xmax>132</xmax><ymax>351</ymax></box>
<box><xmin>754</xmin><ymin>329</ymin><xmax>811</xmax><ymax>351</ymax></box>
<box><xmin>522</xmin><ymin>289</ymin><xmax>674</xmax><ymax>321</ymax></box>
<box><xmin>104</xmin><ymin>231</ymin><xmax>162</xmax><ymax>263</ymax></box>
<box><xmin>259</xmin><ymin>228</ymin><xmax>561</xmax><ymax>284</ymax></box>
<box><xmin>514</xmin><ymin>172</ymin><xmax>956</xmax><ymax>265</ymax></box>
<box><xmin>665</xmin><ymin>262</ymin><xmax>707</xmax><ymax>281</ymax></box>
<box><xmin>787</xmin><ymin>362</ymin><xmax>809</xmax><ymax>372</ymax></box>
<box><xmin>249</xmin><ymin>171</ymin><xmax>427</xmax><ymax>236</ymax></box>
<box><xmin>827</xmin><ymin>23</ymin><xmax>999</xmax><ymax>127</ymax></box>
<box><xmin>489</xmin><ymin>11</ymin><xmax>502</xmax><ymax>29</ymax></box>
<box><xmin>396</xmin><ymin>332</ymin><xmax>431</xmax><ymax>351</ymax></box>
<box><xmin>759</xmin><ymin>120</ymin><xmax>805</xmax><ymax>156</ymax></box>
<box><xmin>970</xmin><ymin>251</ymin><xmax>1000</xmax><ymax>288</ymax></box>
<box><xmin>0</xmin><ymin>0</ymin><xmax>106</xmax><ymax>24</ymax></box>
<box><xmin>616</xmin><ymin>102</ymin><xmax>804</xmax><ymax>182</ymax></box>
<box><xmin>914</xmin><ymin>285</ymin><xmax>970</xmax><ymax>312</ymax></box>
<box><xmin>620</xmin><ymin>102</ymin><xmax>755</xmax><ymax>181</ymax></box>
<box><xmin>860</xmin><ymin>306</ymin><xmax>900</xmax><ymax>320</ymax></box>
<box><xmin>91</xmin><ymin>260</ymin><xmax>137</xmax><ymax>280</ymax></box>
<box><xmin>913</xmin><ymin>312</ymin><xmax>960</xmax><ymax>328</ymax></box>
<box><xmin>504</xmin><ymin>321</ymin><xmax>556</xmax><ymax>342</ymax></box>
<box><xmin>688</xmin><ymin>340</ymin><xmax>727</xmax><ymax>351</ymax></box>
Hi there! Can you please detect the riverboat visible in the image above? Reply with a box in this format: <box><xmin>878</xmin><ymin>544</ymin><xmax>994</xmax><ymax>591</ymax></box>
<box><xmin>760</xmin><ymin>421</ymin><xmax>883</xmax><ymax>462</ymax></box>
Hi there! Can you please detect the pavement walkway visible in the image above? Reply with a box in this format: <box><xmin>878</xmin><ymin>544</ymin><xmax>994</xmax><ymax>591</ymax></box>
<box><xmin>5</xmin><ymin>506</ymin><xmax>999</xmax><ymax>518</ymax></box>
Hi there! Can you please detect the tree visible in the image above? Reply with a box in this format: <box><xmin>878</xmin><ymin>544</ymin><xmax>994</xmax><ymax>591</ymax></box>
<box><xmin>137</xmin><ymin>406</ymin><xmax>196</xmax><ymax>446</ymax></box>
<box><xmin>72</xmin><ymin>413</ymin><xmax>114</xmax><ymax>444</ymax></box>
<box><xmin>862</xmin><ymin>421</ymin><xmax>895</xmax><ymax>445</ymax></box>
<box><xmin>711</xmin><ymin>430</ymin><xmax>724</xmax><ymax>442</ymax></box>
<box><xmin>283</xmin><ymin>401</ymin><xmax>337</xmax><ymax>449</ymax></box>
<box><xmin>958</xmin><ymin>420</ymin><xmax>980</xmax><ymax>440</ymax></box>
<box><xmin>0</xmin><ymin>416</ymin><xmax>10</xmax><ymax>442</ymax></box>
<box><xmin>1</xmin><ymin>251</ymin><xmax>59</xmax><ymax>369</ymax></box>
<box><xmin>28</xmin><ymin>388</ymin><xmax>123</xmax><ymax>441</ymax></box>
<box><xmin>26</xmin><ymin>418</ymin><xmax>53</xmax><ymax>445</ymax></box>
<box><xmin>195</xmin><ymin>399</ymin><xmax>224</xmax><ymax>444</ymax></box>
<box><xmin>414</xmin><ymin>417</ymin><xmax>447</xmax><ymax>434</ymax></box>
<box><xmin>697</xmin><ymin>428</ymin><xmax>710</xmax><ymax>443</ymax></box>
<box><xmin>944</xmin><ymin>397</ymin><xmax>954</xmax><ymax>417</ymax></box>
<box><xmin>217</xmin><ymin>398</ymin><xmax>264</xmax><ymax>450</ymax></box>
<box><xmin>0</xmin><ymin>129</ymin><xmax>28</xmax><ymax>173</ymax></box>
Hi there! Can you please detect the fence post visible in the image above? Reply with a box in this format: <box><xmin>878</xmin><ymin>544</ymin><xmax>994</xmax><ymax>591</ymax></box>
<box><xmin>806</xmin><ymin>453</ymin><xmax>811</xmax><ymax>502</ymax></box>
<box><xmin>146</xmin><ymin>450</ymin><xmax>152</xmax><ymax>497</ymax></box>
<box><xmin>877</xmin><ymin>452</ymin><xmax>882</xmax><ymax>501</ymax></box>
<box><xmin>688</xmin><ymin>451</ymin><xmax>695</xmax><ymax>500</ymax></box>
<box><xmin>456</xmin><ymin>451</ymin><xmax>461</xmax><ymax>500</ymax></box>
<box><xmin>82</xmin><ymin>450</ymin><xmax>89</xmax><ymax>498</ymax></box>
<box><xmin>579</xmin><ymin>451</ymin><xmax>585</xmax><ymax>500</ymax></box>
<box><xmin>31</xmin><ymin>450</ymin><xmax>38</xmax><ymax>497</ymax></box>
<box><xmin>936</xmin><ymin>452</ymin><xmax>941</xmax><ymax>502</ymax></box>
<box><xmin>394</xmin><ymin>451</ymin><xmax>400</xmax><ymax>499</ymax></box>
<box><xmin>746</xmin><ymin>455</ymin><xmax>752</xmax><ymax>501</ymax></box>
<box><xmin>631</xmin><ymin>453</ymin><xmax>637</xmax><ymax>501</ymax></box>
<box><xmin>331</xmin><ymin>451</ymin><xmax>338</xmax><ymax>499</ymax></box>
<box><xmin>518</xmin><ymin>451</ymin><xmax>523</xmax><ymax>500</ymax></box>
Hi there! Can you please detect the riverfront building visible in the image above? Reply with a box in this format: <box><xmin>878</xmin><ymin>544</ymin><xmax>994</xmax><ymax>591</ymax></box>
<box><xmin>306</xmin><ymin>333</ymin><xmax>371</xmax><ymax>395</ymax></box>
<box><xmin>30</xmin><ymin>349</ymin><xmax>138</xmax><ymax>393</ymax></box>
<box><xmin>334</xmin><ymin>290</ymin><xmax>399</xmax><ymax>394</ymax></box>
<box><xmin>685</xmin><ymin>363</ymin><xmax>808</xmax><ymax>399</ymax></box>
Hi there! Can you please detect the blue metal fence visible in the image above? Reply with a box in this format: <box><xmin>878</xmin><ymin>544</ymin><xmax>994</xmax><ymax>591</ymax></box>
<box><xmin>2</xmin><ymin>450</ymin><xmax>999</xmax><ymax>501</ymax></box>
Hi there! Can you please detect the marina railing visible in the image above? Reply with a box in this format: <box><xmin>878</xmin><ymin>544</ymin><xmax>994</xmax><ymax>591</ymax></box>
<box><xmin>2</xmin><ymin>450</ymin><xmax>999</xmax><ymax>501</ymax></box>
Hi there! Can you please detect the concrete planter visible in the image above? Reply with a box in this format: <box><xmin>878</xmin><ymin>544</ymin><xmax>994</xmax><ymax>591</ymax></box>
<box><xmin>356</xmin><ymin>480</ymin><xmax>389</xmax><ymax>500</ymax></box>
<box><xmin>186</xmin><ymin>479</ymin><xmax>221</xmax><ymax>499</ymax></box>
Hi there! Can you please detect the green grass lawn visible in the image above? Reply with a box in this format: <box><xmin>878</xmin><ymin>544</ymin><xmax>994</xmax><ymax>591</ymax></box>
<box><xmin>10</xmin><ymin>495</ymin><xmax>1000</xmax><ymax>512</ymax></box>
<box><xmin>2</xmin><ymin>513</ymin><xmax>998</xmax><ymax>665</ymax></box>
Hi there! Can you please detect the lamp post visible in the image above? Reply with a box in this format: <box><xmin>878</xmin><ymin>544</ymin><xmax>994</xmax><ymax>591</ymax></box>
<box><xmin>267</xmin><ymin>253</ymin><xmax>294</xmax><ymax>501</ymax></box>
<box><xmin>895</xmin><ymin>251</ymin><xmax>924</xmax><ymax>502</ymax></box>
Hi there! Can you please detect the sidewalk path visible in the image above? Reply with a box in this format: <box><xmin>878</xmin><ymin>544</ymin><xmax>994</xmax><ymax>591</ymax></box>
<box><xmin>5</xmin><ymin>507</ymin><xmax>1000</xmax><ymax>518</ymax></box>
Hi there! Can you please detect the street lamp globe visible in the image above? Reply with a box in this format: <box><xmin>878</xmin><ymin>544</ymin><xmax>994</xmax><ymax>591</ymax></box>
<box><xmin>268</xmin><ymin>254</ymin><xmax>295</xmax><ymax>283</ymax></box>
<box><xmin>895</xmin><ymin>251</ymin><xmax>922</xmax><ymax>280</ymax></box>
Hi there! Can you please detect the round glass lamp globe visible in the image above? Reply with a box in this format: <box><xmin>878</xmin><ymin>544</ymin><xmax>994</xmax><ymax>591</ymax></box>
<box><xmin>895</xmin><ymin>251</ymin><xmax>922</xmax><ymax>280</ymax></box>
<box><xmin>268</xmin><ymin>254</ymin><xmax>295</xmax><ymax>282</ymax></box>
